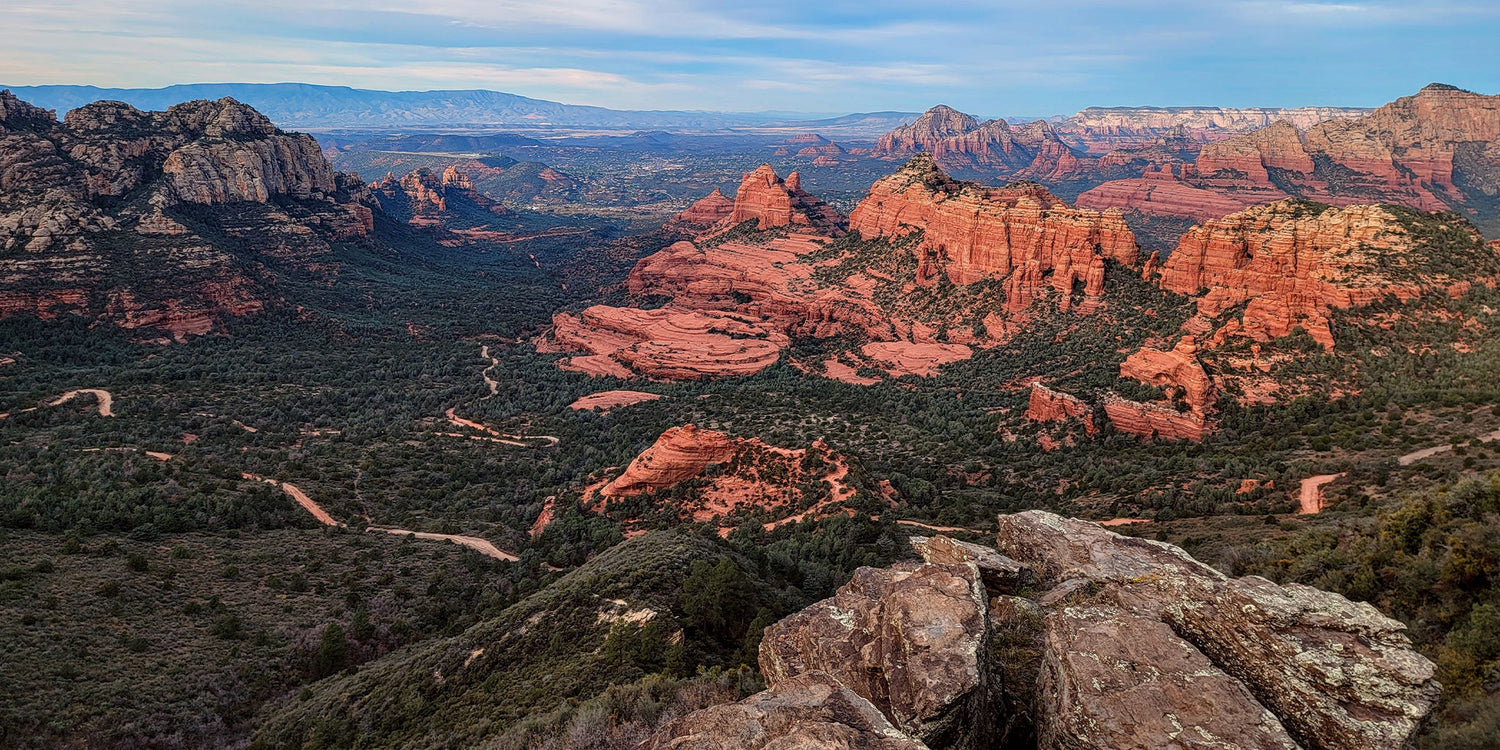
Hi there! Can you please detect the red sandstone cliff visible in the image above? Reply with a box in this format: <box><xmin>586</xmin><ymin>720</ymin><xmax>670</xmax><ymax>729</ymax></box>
<box><xmin>848</xmin><ymin>155</ymin><xmax>1137</xmax><ymax>306</ymax></box>
<box><xmin>1119</xmin><ymin>336</ymin><xmax>1217</xmax><ymax>416</ymax></box>
<box><xmin>1026</xmin><ymin>383</ymin><xmax>1098</xmax><ymax>435</ymax></box>
<box><xmin>718</xmin><ymin>165</ymin><xmax>845</xmax><ymax>236</ymax></box>
<box><xmin>1078</xmin><ymin>84</ymin><xmax>1500</xmax><ymax>224</ymax></box>
<box><xmin>1160</xmin><ymin>199</ymin><xmax>1490</xmax><ymax>349</ymax></box>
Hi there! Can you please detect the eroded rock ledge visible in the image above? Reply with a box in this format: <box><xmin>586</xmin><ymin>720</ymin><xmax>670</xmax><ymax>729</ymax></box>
<box><xmin>644</xmin><ymin>511</ymin><xmax>1439</xmax><ymax>750</ymax></box>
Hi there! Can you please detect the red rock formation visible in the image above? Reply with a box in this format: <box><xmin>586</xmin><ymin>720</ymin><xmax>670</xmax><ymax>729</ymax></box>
<box><xmin>1119</xmin><ymin>336</ymin><xmax>1216</xmax><ymax>416</ymax></box>
<box><xmin>549</xmin><ymin>304</ymin><xmax>787</xmax><ymax>380</ymax></box>
<box><xmin>1026</xmin><ymin>383</ymin><xmax>1097</xmax><ymax>435</ymax></box>
<box><xmin>849</xmin><ymin>155</ymin><xmax>1138</xmax><ymax>296</ymax></box>
<box><xmin>1102</xmin><ymin>393</ymin><xmax>1211</xmax><ymax>442</ymax></box>
<box><xmin>600</xmin><ymin>424</ymin><xmax>739</xmax><ymax>496</ymax></box>
<box><xmin>1076</xmin><ymin>169</ymin><xmax>1281</xmax><ymax>222</ymax></box>
<box><xmin>666</xmin><ymin>188</ymin><xmax>733</xmax><ymax>233</ymax></box>
<box><xmin>590</xmin><ymin>426</ymin><xmax>860</xmax><ymax>535</ymax></box>
<box><xmin>567</xmin><ymin>390</ymin><xmax>663</xmax><ymax>412</ymax></box>
<box><xmin>1159</xmin><ymin>199</ymin><xmax>1487</xmax><ymax>349</ymax></box>
<box><xmin>369</xmin><ymin>166</ymin><xmax>505</xmax><ymax>230</ymax></box>
<box><xmin>721</xmin><ymin>164</ymin><xmax>845</xmax><ymax>235</ymax></box>
<box><xmin>1196</xmin><ymin>121</ymin><xmax>1315</xmax><ymax>183</ymax></box>
<box><xmin>1078</xmin><ymin>84</ymin><xmax>1500</xmax><ymax>223</ymax></box>
<box><xmin>874</xmin><ymin>105</ymin><xmax>979</xmax><ymax>155</ymax></box>
<box><xmin>873</xmin><ymin>106</ymin><xmax>1087</xmax><ymax>179</ymax></box>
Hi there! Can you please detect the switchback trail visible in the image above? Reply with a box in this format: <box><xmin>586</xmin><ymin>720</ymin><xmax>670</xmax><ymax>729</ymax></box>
<box><xmin>441</xmin><ymin>345</ymin><xmax>560</xmax><ymax>446</ymax></box>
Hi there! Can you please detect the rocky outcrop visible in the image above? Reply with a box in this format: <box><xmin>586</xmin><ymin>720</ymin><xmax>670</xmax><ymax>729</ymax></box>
<box><xmin>719</xmin><ymin>165</ymin><xmax>845</xmax><ymax>235</ymax></box>
<box><xmin>849</xmin><ymin>155</ymin><xmax>1138</xmax><ymax>299</ymax></box>
<box><xmin>875</xmin><ymin>105</ymin><xmax>980</xmax><ymax>155</ymax></box>
<box><xmin>1078</xmin><ymin>84</ymin><xmax>1500</xmax><ymax>225</ymax></box>
<box><xmin>654</xmin><ymin>518</ymin><xmax>1438</xmax><ymax>750</ymax></box>
<box><xmin>639</xmin><ymin>671</ymin><xmax>930</xmax><ymax>750</ymax></box>
<box><xmin>0</xmin><ymin>92</ymin><xmax>374</xmax><ymax>339</ymax></box>
<box><xmin>587</xmin><ymin>425</ymin><xmax>859</xmax><ymax>535</ymax></box>
<box><xmin>599</xmin><ymin>424</ymin><xmax>739</xmax><ymax>497</ymax></box>
<box><xmin>666</xmin><ymin>188</ymin><xmax>734</xmax><ymax>233</ymax></box>
<box><xmin>1160</xmin><ymin>199</ymin><xmax>1498</xmax><ymax>349</ymax></box>
<box><xmin>1025</xmin><ymin>383</ymin><xmax>1097</xmax><ymax>435</ymax></box>
<box><xmin>759</xmin><ymin>561</ymin><xmax>993</xmax><ymax>748</ymax></box>
<box><xmin>369</xmin><ymin>166</ymin><xmax>505</xmax><ymax>229</ymax></box>
<box><xmin>545</xmin><ymin>222</ymin><xmax>982</xmax><ymax>382</ymax></box>
<box><xmin>1119</xmin><ymin>336</ymin><xmax>1216</xmax><ymax>416</ymax></box>
<box><xmin>873</xmin><ymin>106</ymin><xmax>1086</xmax><ymax>179</ymax></box>
<box><xmin>908</xmin><ymin>534</ymin><xmax>1036</xmax><ymax>596</ymax></box>
<box><xmin>1101</xmin><ymin>393</ymin><xmax>1212</xmax><ymax>442</ymax></box>
<box><xmin>995</xmin><ymin>511</ymin><xmax>1442</xmax><ymax>750</ymax></box>
<box><xmin>548</xmin><ymin>303</ymin><xmax>789</xmax><ymax>380</ymax></box>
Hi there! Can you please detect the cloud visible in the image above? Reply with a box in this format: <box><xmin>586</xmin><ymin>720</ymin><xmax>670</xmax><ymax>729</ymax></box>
<box><xmin>0</xmin><ymin>0</ymin><xmax>1495</xmax><ymax>114</ymax></box>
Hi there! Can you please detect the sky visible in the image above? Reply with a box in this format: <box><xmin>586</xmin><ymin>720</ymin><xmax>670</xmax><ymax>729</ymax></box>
<box><xmin>2</xmin><ymin>0</ymin><xmax>1497</xmax><ymax>117</ymax></box>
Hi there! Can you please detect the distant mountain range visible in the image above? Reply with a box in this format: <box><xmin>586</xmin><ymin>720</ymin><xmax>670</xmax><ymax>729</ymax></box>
<box><xmin>0</xmin><ymin>82</ymin><xmax>921</xmax><ymax>134</ymax></box>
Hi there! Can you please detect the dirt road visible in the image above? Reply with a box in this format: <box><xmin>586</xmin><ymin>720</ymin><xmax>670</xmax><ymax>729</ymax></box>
<box><xmin>242</xmin><ymin>472</ymin><xmax>519</xmax><ymax>561</ymax></box>
<box><xmin>368</xmin><ymin>527</ymin><xmax>519</xmax><ymax>561</ymax></box>
<box><xmin>1298</xmin><ymin>473</ymin><xmax>1346</xmax><ymax>515</ymax></box>
<box><xmin>50</xmin><ymin>389</ymin><xmax>114</xmax><ymax>416</ymax></box>
<box><xmin>242</xmin><ymin>473</ymin><xmax>345</xmax><ymax>527</ymax></box>
<box><xmin>479</xmin><ymin>345</ymin><xmax>499</xmax><ymax>400</ymax></box>
<box><xmin>1397</xmin><ymin>429</ymin><xmax>1500</xmax><ymax>466</ymax></box>
<box><xmin>443</xmin><ymin>407</ymin><xmax>559</xmax><ymax>446</ymax></box>
<box><xmin>3</xmin><ymin>388</ymin><xmax>115</xmax><ymax>419</ymax></box>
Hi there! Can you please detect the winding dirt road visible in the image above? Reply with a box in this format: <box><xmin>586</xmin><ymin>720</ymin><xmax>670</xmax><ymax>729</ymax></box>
<box><xmin>1298</xmin><ymin>425</ymin><xmax>1500</xmax><ymax>514</ymax></box>
<box><xmin>1397</xmin><ymin>429</ymin><xmax>1500</xmax><ymax>466</ymax></box>
<box><xmin>241</xmin><ymin>472</ymin><xmax>519</xmax><ymax>561</ymax></box>
<box><xmin>442</xmin><ymin>348</ymin><xmax>560</xmax><ymax>446</ymax></box>
<box><xmin>479</xmin><ymin>345</ymin><xmax>499</xmax><ymax>400</ymax></box>
<box><xmin>50</xmin><ymin>389</ymin><xmax>114</xmax><ymax>416</ymax></box>
<box><xmin>2</xmin><ymin>388</ymin><xmax>115</xmax><ymax>419</ymax></box>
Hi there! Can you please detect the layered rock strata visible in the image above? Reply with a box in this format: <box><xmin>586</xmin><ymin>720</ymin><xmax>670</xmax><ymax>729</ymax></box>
<box><xmin>1025</xmin><ymin>383</ymin><xmax>1098</xmax><ymax>435</ymax></box>
<box><xmin>1078</xmin><ymin>84</ymin><xmax>1500</xmax><ymax>223</ymax></box>
<box><xmin>848</xmin><ymin>155</ymin><xmax>1137</xmax><ymax>295</ymax></box>
<box><xmin>1160</xmin><ymin>199</ymin><xmax>1493</xmax><ymax>349</ymax></box>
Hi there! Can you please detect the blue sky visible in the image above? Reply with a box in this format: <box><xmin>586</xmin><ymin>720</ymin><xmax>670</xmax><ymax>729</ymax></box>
<box><xmin>2</xmin><ymin>1</ymin><xmax>1496</xmax><ymax>116</ymax></box>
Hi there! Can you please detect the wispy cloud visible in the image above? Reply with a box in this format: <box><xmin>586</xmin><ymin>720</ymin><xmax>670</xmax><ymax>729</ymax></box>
<box><xmin>0</xmin><ymin>0</ymin><xmax>1495</xmax><ymax>114</ymax></box>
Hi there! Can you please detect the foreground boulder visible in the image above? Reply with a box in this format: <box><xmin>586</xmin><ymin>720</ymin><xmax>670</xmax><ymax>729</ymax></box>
<box><xmin>1039</xmin><ymin>604</ymin><xmax>1301</xmax><ymax>750</ymax></box>
<box><xmin>997</xmin><ymin>511</ymin><xmax>1441</xmax><ymax>750</ymax></box>
<box><xmin>759</xmin><ymin>562</ymin><xmax>993</xmax><ymax>749</ymax></box>
<box><xmin>642</xmin><ymin>515</ymin><xmax>1438</xmax><ymax>750</ymax></box>
<box><xmin>639</xmin><ymin>671</ymin><xmax>930</xmax><ymax>750</ymax></box>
